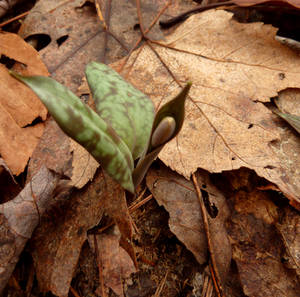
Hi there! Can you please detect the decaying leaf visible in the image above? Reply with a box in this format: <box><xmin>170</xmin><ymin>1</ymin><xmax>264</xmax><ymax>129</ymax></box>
<box><xmin>116</xmin><ymin>9</ymin><xmax>300</xmax><ymax>206</ymax></box>
<box><xmin>30</xmin><ymin>170</ymin><xmax>105</xmax><ymax>297</ymax></box>
<box><xmin>17</xmin><ymin>0</ymin><xmax>179</xmax><ymax>92</ymax></box>
<box><xmin>0</xmin><ymin>32</ymin><xmax>47</xmax><ymax>175</ymax></box>
<box><xmin>271</xmin><ymin>89</ymin><xmax>300</xmax><ymax>208</ymax></box>
<box><xmin>233</xmin><ymin>0</ymin><xmax>300</xmax><ymax>8</ymax></box>
<box><xmin>88</xmin><ymin>228</ymin><xmax>136</xmax><ymax>297</ymax></box>
<box><xmin>0</xmin><ymin>166</ymin><xmax>59</xmax><ymax>294</ymax></box>
<box><xmin>275</xmin><ymin>207</ymin><xmax>300</xmax><ymax>277</ymax></box>
<box><xmin>226</xmin><ymin>189</ymin><xmax>300</xmax><ymax>297</ymax></box>
<box><xmin>146</xmin><ymin>164</ymin><xmax>231</xmax><ymax>282</ymax></box>
<box><xmin>26</xmin><ymin>118</ymin><xmax>72</xmax><ymax>181</ymax></box>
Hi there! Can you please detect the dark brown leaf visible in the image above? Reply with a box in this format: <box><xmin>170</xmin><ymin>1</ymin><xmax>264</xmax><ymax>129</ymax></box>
<box><xmin>227</xmin><ymin>189</ymin><xmax>299</xmax><ymax>297</ymax></box>
<box><xmin>89</xmin><ymin>228</ymin><xmax>136</xmax><ymax>296</ymax></box>
<box><xmin>30</xmin><ymin>170</ymin><xmax>105</xmax><ymax>297</ymax></box>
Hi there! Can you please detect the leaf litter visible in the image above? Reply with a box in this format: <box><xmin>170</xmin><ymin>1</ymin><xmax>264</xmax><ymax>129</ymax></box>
<box><xmin>1</xmin><ymin>2</ymin><xmax>300</xmax><ymax>297</ymax></box>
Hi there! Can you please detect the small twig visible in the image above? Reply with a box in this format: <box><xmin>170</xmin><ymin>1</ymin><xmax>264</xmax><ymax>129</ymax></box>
<box><xmin>154</xmin><ymin>270</ymin><xmax>169</xmax><ymax>296</ymax></box>
<box><xmin>70</xmin><ymin>286</ymin><xmax>81</xmax><ymax>297</ymax></box>
<box><xmin>0</xmin><ymin>10</ymin><xmax>29</xmax><ymax>28</ymax></box>
<box><xmin>192</xmin><ymin>173</ymin><xmax>224</xmax><ymax>297</ymax></box>
<box><xmin>95</xmin><ymin>0</ymin><xmax>107</xmax><ymax>30</ymax></box>
<box><xmin>95</xmin><ymin>194</ymin><xmax>153</xmax><ymax>234</ymax></box>
<box><xmin>129</xmin><ymin>193</ymin><xmax>153</xmax><ymax>212</ymax></box>
<box><xmin>93</xmin><ymin>233</ymin><xmax>106</xmax><ymax>297</ymax></box>
<box><xmin>159</xmin><ymin>1</ymin><xmax>235</xmax><ymax>28</ymax></box>
<box><xmin>201</xmin><ymin>273</ymin><xmax>214</xmax><ymax>297</ymax></box>
<box><xmin>209</xmin><ymin>262</ymin><xmax>222</xmax><ymax>297</ymax></box>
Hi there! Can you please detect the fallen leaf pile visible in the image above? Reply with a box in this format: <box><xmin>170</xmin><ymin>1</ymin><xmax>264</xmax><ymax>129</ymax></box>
<box><xmin>0</xmin><ymin>1</ymin><xmax>299</xmax><ymax>297</ymax></box>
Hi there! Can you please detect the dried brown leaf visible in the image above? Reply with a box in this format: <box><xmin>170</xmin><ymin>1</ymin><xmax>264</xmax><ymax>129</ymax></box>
<box><xmin>101</xmin><ymin>171</ymin><xmax>137</xmax><ymax>268</ymax></box>
<box><xmin>69</xmin><ymin>139</ymin><xmax>99</xmax><ymax>189</ymax></box>
<box><xmin>30</xmin><ymin>170</ymin><xmax>105</xmax><ymax>297</ymax></box>
<box><xmin>276</xmin><ymin>207</ymin><xmax>300</xmax><ymax>276</ymax></box>
<box><xmin>227</xmin><ymin>189</ymin><xmax>299</xmax><ymax>297</ymax></box>
<box><xmin>27</xmin><ymin>118</ymin><xmax>72</xmax><ymax>180</ymax></box>
<box><xmin>89</xmin><ymin>228</ymin><xmax>136</xmax><ymax>297</ymax></box>
<box><xmin>117</xmin><ymin>9</ymin><xmax>300</xmax><ymax>206</ymax></box>
<box><xmin>18</xmin><ymin>0</ymin><xmax>181</xmax><ymax>92</ymax></box>
<box><xmin>0</xmin><ymin>32</ymin><xmax>48</xmax><ymax>175</ymax></box>
<box><xmin>146</xmin><ymin>164</ymin><xmax>231</xmax><ymax>282</ymax></box>
<box><xmin>0</xmin><ymin>166</ymin><xmax>59</xmax><ymax>294</ymax></box>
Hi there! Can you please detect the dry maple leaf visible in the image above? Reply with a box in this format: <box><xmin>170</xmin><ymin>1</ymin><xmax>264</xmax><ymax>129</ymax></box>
<box><xmin>116</xmin><ymin>9</ymin><xmax>300</xmax><ymax>207</ymax></box>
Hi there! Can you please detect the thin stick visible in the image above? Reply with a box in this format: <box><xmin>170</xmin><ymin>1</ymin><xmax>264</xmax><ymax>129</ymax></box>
<box><xmin>0</xmin><ymin>11</ymin><xmax>29</xmax><ymax>27</ymax></box>
<box><xmin>192</xmin><ymin>173</ymin><xmax>224</xmax><ymax>297</ymax></box>
<box><xmin>159</xmin><ymin>1</ymin><xmax>235</xmax><ymax>28</ymax></box>
<box><xmin>154</xmin><ymin>270</ymin><xmax>169</xmax><ymax>296</ymax></box>
<box><xmin>95</xmin><ymin>0</ymin><xmax>107</xmax><ymax>30</ymax></box>
<box><xmin>95</xmin><ymin>194</ymin><xmax>153</xmax><ymax>234</ymax></box>
<box><xmin>70</xmin><ymin>286</ymin><xmax>81</xmax><ymax>297</ymax></box>
<box><xmin>94</xmin><ymin>234</ymin><xmax>106</xmax><ymax>297</ymax></box>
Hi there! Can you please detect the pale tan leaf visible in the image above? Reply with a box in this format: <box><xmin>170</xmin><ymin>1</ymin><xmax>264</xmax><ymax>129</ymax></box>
<box><xmin>116</xmin><ymin>9</ymin><xmax>300</xmax><ymax>206</ymax></box>
<box><xmin>69</xmin><ymin>139</ymin><xmax>99</xmax><ymax>189</ymax></box>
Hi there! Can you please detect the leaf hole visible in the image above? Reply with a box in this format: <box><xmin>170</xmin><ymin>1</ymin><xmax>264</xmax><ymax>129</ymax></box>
<box><xmin>56</xmin><ymin>35</ymin><xmax>69</xmax><ymax>47</ymax></box>
<box><xmin>248</xmin><ymin>123</ymin><xmax>253</xmax><ymax>129</ymax></box>
<box><xmin>231</xmin><ymin>157</ymin><xmax>236</xmax><ymax>161</ymax></box>
<box><xmin>133</xmin><ymin>23</ymin><xmax>140</xmax><ymax>31</ymax></box>
<box><xmin>0</xmin><ymin>54</ymin><xmax>17</xmax><ymax>69</ymax></box>
<box><xmin>200</xmin><ymin>189</ymin><xmax>218</xmax><ymax>218</ymax></box>
<box><xmin>264</xmin><ymin>165</ymin><xmax>276</xmax><ymax>170</ymax></box>
<box><xmin>22</xmin><ymin>116</ymin><xmax>43</xmax><ymax>128</ymax></box>
<box><xmin>25</xmin><ymin>34</ymin><xmax>51</xmax><ymax>51</ymax></box>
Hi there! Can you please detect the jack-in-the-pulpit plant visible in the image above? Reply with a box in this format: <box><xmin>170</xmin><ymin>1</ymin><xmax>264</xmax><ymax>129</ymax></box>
<box><xmin>11</xmin><ymin>62</ymin><xmax>191</xmax><ymax>193</ymax></box>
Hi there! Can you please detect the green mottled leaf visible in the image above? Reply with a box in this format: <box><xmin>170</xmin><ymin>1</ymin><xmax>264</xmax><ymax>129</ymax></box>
<box><xmin>85</xmin><ymin>62</ymin><xmax>155</xmax><ymax>160</ymax></box>
<box><xmin>274</xmin><ymin>109</ymin><xmax>300</xmax><ymax>135</ymax></box>
<box><xmin>11</xmin><ymin>72</ymin><xmax>135</xmax><ymax>193</ymax></box>
<box><xmin>133</xmin><ymin>83</ymin><xmax>192</xmax><ymax>188</ymax></box>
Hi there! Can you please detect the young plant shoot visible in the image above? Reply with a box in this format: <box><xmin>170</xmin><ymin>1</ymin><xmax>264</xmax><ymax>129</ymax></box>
<box><xmin>11</xmin><ymin>62</ymin><xmax>191</xmax><ymax>193</ymax></box>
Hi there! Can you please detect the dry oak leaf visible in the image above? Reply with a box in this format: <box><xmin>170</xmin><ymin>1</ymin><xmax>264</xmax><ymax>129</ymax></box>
<box><xmin>117</xmin><ymin>9</ymin><xmax>300</xmax><ymax>206</ymax></box>
<box><xmin>0</xmin><ymin>32</ymin><xmax>48</xmax><ymax>175</ymax></box>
